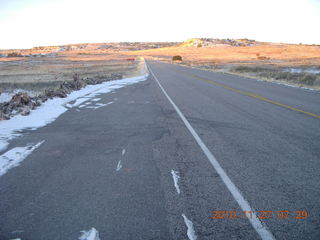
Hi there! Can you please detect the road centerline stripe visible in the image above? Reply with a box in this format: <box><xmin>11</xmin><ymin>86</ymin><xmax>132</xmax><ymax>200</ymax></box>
<box><xmin>189</xmin><ymin>73</ymin><xmax>320</xmax><ymax>119</ymax></box>
<box><xmin>147</xmin><ymin>62</ymin><xmax>276</xmax><ymax>240</ymax></box>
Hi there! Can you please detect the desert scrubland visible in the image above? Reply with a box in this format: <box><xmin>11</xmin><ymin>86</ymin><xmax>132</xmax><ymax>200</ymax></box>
<box><xmin>133</xmin><ymin>39</ymin><xmax>320</xmax><ymax>89</ymax></box>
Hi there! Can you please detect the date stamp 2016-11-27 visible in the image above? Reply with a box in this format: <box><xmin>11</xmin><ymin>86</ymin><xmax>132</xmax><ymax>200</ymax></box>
<box><xmin>210</xmin><ymin>210</ymin><xmax>309</xmax><ymax>220</ymax></box>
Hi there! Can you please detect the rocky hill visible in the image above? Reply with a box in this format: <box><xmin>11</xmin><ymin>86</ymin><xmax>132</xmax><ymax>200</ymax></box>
<box><xmin>179</xmin><ymin>38</ymin><xmax>259</xmax><ymax>48</ymax></box>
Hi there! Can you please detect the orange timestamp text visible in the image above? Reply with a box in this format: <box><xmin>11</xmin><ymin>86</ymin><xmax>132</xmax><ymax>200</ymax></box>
<box><xmin>210</xmin><ymin>210</ymin><xmax>309</xmax><ymax>220</ymax></box>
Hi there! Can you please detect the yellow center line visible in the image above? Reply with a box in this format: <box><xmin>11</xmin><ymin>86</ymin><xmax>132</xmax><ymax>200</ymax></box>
<box><xmin>188</xmin><ymin>73</ymin><xmax>320</xmax><ymax>119</ymax></box>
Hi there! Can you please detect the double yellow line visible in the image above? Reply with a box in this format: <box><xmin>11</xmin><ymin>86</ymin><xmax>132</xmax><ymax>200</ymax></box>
<box><xmin>189</xmin><ymin>73</ymin><xmax>320</xmax><ymax>119</ymax></box>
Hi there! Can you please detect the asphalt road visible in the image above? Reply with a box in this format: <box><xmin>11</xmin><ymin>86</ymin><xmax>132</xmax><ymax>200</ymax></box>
<box><xmin>0</xmin><ymin>60</ymin><xmax>319</xmax><ymax>240</ymax></box>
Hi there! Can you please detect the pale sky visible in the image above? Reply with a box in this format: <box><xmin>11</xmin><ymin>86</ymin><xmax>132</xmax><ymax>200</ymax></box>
<box><xmin>0</xmin><ymin>0</ymin><xmax>320</xmax><ymax>49</ymax></box>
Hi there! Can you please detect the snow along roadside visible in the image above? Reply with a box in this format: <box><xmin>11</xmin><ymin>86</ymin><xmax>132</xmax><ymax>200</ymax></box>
<box><xmin>79</xmin><ymin>228</ymin><xmax>100</xmax><ymax>240</ymax></box>
<box><xmin>171</xmin><ymin>169</ymin><xmax>181</xmax><ymax>194</ymax></box>
<box><xmin>0</xmin><ymin>141</ymin><xmax>44</xmax><ymax>176</ymax></box>
<box><xmin>0</xmin><ymin>73</ymin><xmax>148</xmax><ymax>153</ymax></box>
<box><xmin>182</xmin><ymin>214</ymin><xmax>197</xmax><ymax>240</ymax></box>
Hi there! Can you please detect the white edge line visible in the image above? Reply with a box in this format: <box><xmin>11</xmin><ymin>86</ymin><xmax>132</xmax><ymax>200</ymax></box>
<box><xmin>147</xmin><ymin>62</ymin><xmax>276</xmax><ymax>240</ymax></box>
<box><xmin>182</xmin><ymin>214</ymin><xmax>197</xmax><ymax>240</ymax></box>
<box><xmin>171</xmin><ymin>169</ymin><xmax>181</xmax><ymax>194</ymax></box>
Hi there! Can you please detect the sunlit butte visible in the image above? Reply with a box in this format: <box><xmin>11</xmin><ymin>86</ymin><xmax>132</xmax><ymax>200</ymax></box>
<box><xmin>0</xmin><ymin>0</ymin><xmax>320</xmax><ymax>49</ymax></box>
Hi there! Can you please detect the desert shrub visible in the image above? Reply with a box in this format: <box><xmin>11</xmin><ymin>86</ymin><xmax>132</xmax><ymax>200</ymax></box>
<box><xmin>272</xmin><ymin>72</ymin><xmax>291</xmax><ymax>80</ymax></box>
<box><xmin>313</xmin><ymin>78</ymin><xmax>320</xmax><ymax>86</ymax></box>
<box><xmin>73</xmin><ymin>73</ymin><xmax>80</xmax><ymax>81</ymax></box>
<box><xmin>197</xmin><ymin>43</ymin><xmax>202</xmax><ymax>48</ymax></box>
<box><xmin>233</xmin><ymin>66</ymin><xmax>271</xmax><ymax>73</ymax></box>
<box><xmin>257</xmin><ymin>56</ymin><xmax>270</xmax><ymax>60</ymax></box>
<box><xmin>233</xmin><ymin>66</ymin><xmax>251</xmax><ymax>72</ymax></box>
<box><xmin>300</xmin><ymin>74</ymin><xmax>316</xmax><ymax>85</ymax></box>
<box><xmin>172</xmin><ymin>55</ymin><xmax>182</xmax><ymax>61</ymax></box>
<box><xmin>7</xmin><ymin>52</ymin><xmax>21</xmax><ymax>57</ymax></box>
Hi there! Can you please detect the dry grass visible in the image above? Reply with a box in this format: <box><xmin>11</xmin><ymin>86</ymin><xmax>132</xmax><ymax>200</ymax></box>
<box><xmin>129</xmin><ymin>43</ymin><xmax>320</xmax><ymax>89</ymax></box>
<box><xmin>0</xmin><ymin>52</ymin><xmax>142</xmax><ymax>92</ymax></box>
<box><xmin>132</xmin><ymin>44</ymin><xmax>320</xmax><ymax>65</ymax></box>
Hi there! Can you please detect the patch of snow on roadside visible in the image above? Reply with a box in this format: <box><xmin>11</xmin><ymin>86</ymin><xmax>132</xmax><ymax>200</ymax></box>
<box><xmin>237</xmin><ymin>73</ymin><xmax>316</xmax><ymax>91</ymax></box>
<box><xmin>0</xmin><ymin>140</ymin><xmax>44</xmax><ymax>176</ymax></box>
<box><xmin>116</xmin><ymin>160</ymin><xmax>122</xmax><ymax>171</ymax></box>
<box><xmin>79</xmin><ymin>228</ymin><xmax>100</xmax><ymax>240</ymax></box>
<box><xmin>182</xmin><ymin>214</ymin><xmax>197</xmax><ymax>240</ymax></box>
<box><xmin>65</xmin><ymin>103</ymin><xmax>73</xmax><ymax>108</ymax></box>
<box><xmin>284</xmin><ymin>68</ymin><xmax>320</xmax><ymax>74</ymax></box>
<box><xmin>86</xmin><ymin>102</ymin><xmax>113</xmax><ymax>110</ymax></box>
<box><xmin>0</xmin><ymin>89</ymin><xmax>37</xmax><ymax>103</ymax></box>
<box><xmin>0</xmin><ymin>74</ymin><xmax>148</xmax><ymax>152</ymax></box>
<box><xmin>69</xmin><ymin>98</ymin><xmax>91</xmax><ymax>108</ymax></box>
<box><xmin>94</xmin><ymin>103</ymin><xmax>106</xmax><ymax>108</ymax></box>
<box><xmin>97</xmin><ymin>102</ymin><xmax>112</xmax><ymax>106</ymax></box>
<box><xmin>0</xmin><ymin>92</ymin><xmax>14</xmax><ymax>103</ymax></box>
<box><xmin>272</xmin><ymin>81</ymin><xmax>315</xmax><ymax>91</ymax></box>
<box><xmin>171</xmin><ymin>170</ymin><xmax>181</xmax><ymax>194</ymax></box>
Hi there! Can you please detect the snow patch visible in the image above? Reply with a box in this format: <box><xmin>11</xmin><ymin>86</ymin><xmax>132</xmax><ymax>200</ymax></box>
<box><xmin>122</xmin><ymin>148</ymin><xmax>126</xmax><ymax>156</ymax></box>
<box><xmin>92</xmin><ymin>98</ymin><xmax>101</xmax><ymax>102</ymax></box>
<box><xmin>284</xmin><ymin>68</ymin><xmax>320</xmax><ymax>74</ymax></box>
<box><xmin>171</xmin><ymin>170</ymin><xmax>181</xmax><ymax>194</ymax></box>
<box><xmin>272</xmin><ymin>81</ymin><xmax>315</xmax><ymax>91</ymax></box>
<box><xmin>116</xmin><ymin>160</ymin><xmax>122</xmax><ymax>171</ymax></box>
<box><xmin>70</xmin><ymin>98</ymin><xmax>91</xmax><ymax>108</ymax></box>
<box><xmin>0</xmin><ymin>74</ymin><xmax>148</xmax><ymax>152</ymax></box>
<box><xmin>0</xmin><ymin>89</ymin><xmax>37</xmax><ymax>103</ymax></box>
<box><xmin>85</xmin><ymin>102</ymin><xmax>112</xmax><ymax>110</ymax></box>
<box><xmin>79</xmin><ymin>228</ymin><xmax>100</xmax><ymax>240</ymax></box>
<box><xmin>97</xmin><ymin>102</ymin><xmax>112</xmax><ymax>106</ymax></box>
<box><xmin>0</xmin><ymin>140</ymin><xmax>44</xmax><ymax>176</ymax></box>
<box><xmin>94</xmin><ymin>103</ymin><xmax>107</xmax><ymax>108</ymax></box>
<box><xmin>65</xmin><ymin>103</ymin><xmax>73</xmax><ymax>108</ymax></box>
<box><xmin>182</xmin><ymin>214</ymin><xmax>197</xmax><ymax>240</ymax></box>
